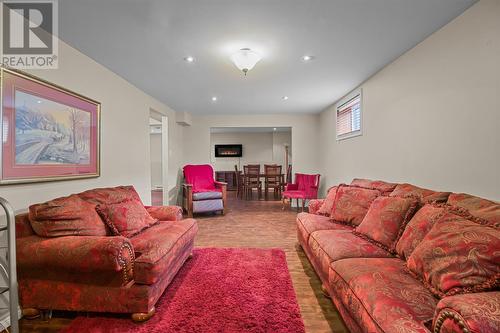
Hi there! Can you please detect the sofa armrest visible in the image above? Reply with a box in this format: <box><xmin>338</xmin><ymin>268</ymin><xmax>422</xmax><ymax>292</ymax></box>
<box><xmin>433</xmin><ymin>292</ymin><xmax>500</xmax><ymax>333</ymax></box>
<box><xmin>145</xmin><ymin>205</ymin><xmax>183</xmax><ymax>221</ymax></box>
<box><xmin>17</xmin><ymin>235</ymin><xmax>135</xmax><ymax>284</ymax></box>
<box><xmin>285</xmin><ymin>183</ymin><xmax>298</xmax><ymax>191</ymax></box>
<box><xmin>308</xmin><ymin>199</ymin><xmax>325</xmax><ymax>215</ymax></box>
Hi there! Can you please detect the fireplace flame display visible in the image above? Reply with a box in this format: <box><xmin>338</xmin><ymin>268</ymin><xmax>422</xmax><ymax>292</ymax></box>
<box><xmin>215</xmin><ymin>144</ymin><xmax>243</xmax><ymax>158</ymax></box>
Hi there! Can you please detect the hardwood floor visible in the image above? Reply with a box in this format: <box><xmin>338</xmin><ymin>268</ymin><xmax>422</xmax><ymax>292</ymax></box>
<box><xmin>19</xmin><ymin>192</ymin><xmax>348</xmax><ymax>333</ymax></box>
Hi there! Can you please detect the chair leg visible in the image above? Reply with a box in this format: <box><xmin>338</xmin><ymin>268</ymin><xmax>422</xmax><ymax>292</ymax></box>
<box><xmin>302</xmin><ymin>199</ymin><xmax>305</xmax><ymax>212</ymax></box>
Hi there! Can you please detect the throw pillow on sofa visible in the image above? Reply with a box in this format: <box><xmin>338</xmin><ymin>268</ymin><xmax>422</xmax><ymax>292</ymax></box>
<box><xmin>407</xmin><ymin>212</ymin><xmax>500</xmax><ymax>298</ymax></box>
<box><xmin>330</xmin><ymin>185</ymin><xmax>380</xmax><ymax>226</ymax></box>
<box><xmin>317</xmin><ymin>186</ymin><xmax>338</xmax><ymax>216</ymax></box>
<box><xmin>390</xmin><ymin>183</ymin><xmax>450</xmax><ymax>204</ymax></box>
<box><xmin>96</xmin><ymin>198</ymin><xmax>157</xmax><ymax>238</ymax></box>
<box><xmin>354</xmin><ymin>196</ymin><xmax>419</xmax><ymax>253</ymax></box>
<box><xmin>447</xmin><ymin>193</ymin><xmax>500</xmax><ymax>227</ymax></box>
<box><xmin>29</xmin><ymin>194</ymin><xmax>107</xmax><ymax>237</ymax></box>
<box><xmin>350</xmin><ymin>178</ymin><xmax>397</xmax><ymax>195</ymax></box>
<box><xmin>78</xmin><ymin>185</ymin><xmax>143</xmax><ymax>205</ymax></box>
<box><xmin>395</xmin><ymin>204</ymin><xmax>445</xmax><ymax>260</ymax></box>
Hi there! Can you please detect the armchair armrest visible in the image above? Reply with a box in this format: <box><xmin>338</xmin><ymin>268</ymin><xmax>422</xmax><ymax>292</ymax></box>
<box><xmin>145</xmin><ymin>205</ymin><xmax>183</xmax><ymax>221</ymax></box>
<box><xmin>285</xmin><ymin>183</ymin><xmax>298</xmax><ymax>191</ymax></box>
<box><xmin>308</xmin><ymin>199</ymin><xmax>325</xmax><ymax>215</ymax></box>
<box><xmin>17</xmin><ymin>235</ymin><xmax>135</xmax><ymax>285</ymax></box>
<box><xmin>183</xmin><ymin>183</ymin><xmax>194</xmax><ymax>217</ymax></box>
<box><xmin>433</xmin><ymin>292</ymin><xmax>500</xmax><ymax>333</ymax></box>
<box><xmin>214</xmin><ymin>181</ymin><xmax>227</xmax><ymax>214</ymax></box>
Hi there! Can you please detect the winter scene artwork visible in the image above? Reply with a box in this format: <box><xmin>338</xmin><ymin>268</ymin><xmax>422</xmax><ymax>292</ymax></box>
<box><xmin>15</xmin><ymin>90</ymin><xmax>91</xmax><ymax>165</ymax></box>
<box><xmin>1</xmin><ymin>68</ymin><xmax>100</xmax><ymax>184</ymax></box>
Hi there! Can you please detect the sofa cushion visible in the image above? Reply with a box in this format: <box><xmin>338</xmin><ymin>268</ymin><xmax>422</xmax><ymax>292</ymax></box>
<box><xmin>296</xmin><ymin>212</ymin><xmax>352</xmax><ymax>244</ymax></box>
<box><xmin>329</xmin><ymin>258</ymin><xmax>438</xmax><ymax>333</ymax></box>
<box><xmin>350</xmin><ymin>178</ymin><xmax>397</xmax><ymax>195</ymax></box>
<box><xmin>447</xmin><ymin>193</ymin><xmax>500</xmax><ymax>227</ymax></box>
<box><xmin>193</xmin><ymin>199</ymin><xmax>223</xmax><ymax>213</ymax></box>
<box><xmin>317</xmin><ymin>186</ymin><xmax>338</xmax><ymax>216</ymax></box>
<box><xmin>78</xmin><ymin>185</ymin><xmax>142</xmax><ymax>205</ymax></box>
<box><xmin>390</xmin><ymin>183</ymin><xmax>450</xmax><ymax>204</ymax></box>
<box><xmin>29</xmin><ymin>194</ymin><xmax>107</xmax><ymax>237</ymax></box>
<box><xmin>308</xmin><ymin>230</ymin><xmax>392</xmax><ymax>282</ymax></box>
<box><xmin>131</xmin><ymin>219</ymin><xmax>198</xmax><ymax>285</ymax></box>
<box><xmin>407</xmin><ymin>212</ymin><xmax>500</xmax><ymax>298</ymax></box>
<box><xmin>96</xmin><ymin>199</ymin><xmax>157</xmax><ymax>238</ymax></box>
<box><xmin>192</xmin><ymin>190</ymin><xmax>222</xmax><ymax>200</ymax></box>
<box><xmin>145</xmin><ymin>205</ymin><xmax>183</xmax><ymax>221</ymax></box>
<box><xmin>354</xmin><ymin>196</ymin><xmax>418</xmax><ymax>253</ymax></box>
<box><xmin>330</xmin><ymin>186</ymin><xmax>380</xmax><ymax>226</ymax></box>
<box><xmin>396</xmin><ymin>204</ymin><xmax>445</xmax><ymax>260</ymax></box>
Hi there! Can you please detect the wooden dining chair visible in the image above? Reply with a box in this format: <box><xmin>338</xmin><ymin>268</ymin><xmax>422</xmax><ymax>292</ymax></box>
<box><xmin>264</xmin><ymin>164</ymin><xmax>282</xmax><ymax>200</ymax></box>
<box><xmin>243</xmin><ymin>164</ymin><xmax>261</xmax><ymax>200</ymax></box>
<box><xmin>234</xmin><ymin>164</ymin><xmax>243</xmax><ymax>198</ymax></box>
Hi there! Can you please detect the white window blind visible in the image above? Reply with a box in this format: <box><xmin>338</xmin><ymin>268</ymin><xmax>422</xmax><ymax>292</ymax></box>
<box><xmin>336</xmin><ymin>91</ymin><xmax>362</xmax><ymax>140</ymax></box>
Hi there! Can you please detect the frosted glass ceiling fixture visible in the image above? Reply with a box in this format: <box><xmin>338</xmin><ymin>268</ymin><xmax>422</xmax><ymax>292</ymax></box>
<box><xmin>230</xmin><ymin>48</ymin><xmax>262</xmax><ymax>76</ymax></box>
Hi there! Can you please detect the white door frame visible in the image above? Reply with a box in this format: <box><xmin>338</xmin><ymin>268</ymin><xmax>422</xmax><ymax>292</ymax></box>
<box><xmin>150</xmin><ymin>109</ymin><xmax>169</xmax><ymax>205</ymax></box>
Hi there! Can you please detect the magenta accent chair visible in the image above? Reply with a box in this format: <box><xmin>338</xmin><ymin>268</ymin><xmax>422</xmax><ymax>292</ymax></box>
<box><xmin>183</xmin><ymin>164</ymin><xmax>227</xmax><ymax>217</ymax></box>
<box><xmin>282</xmin><ymin>173</ymin><xmax>320</xmax><ymax>211</ymax></box>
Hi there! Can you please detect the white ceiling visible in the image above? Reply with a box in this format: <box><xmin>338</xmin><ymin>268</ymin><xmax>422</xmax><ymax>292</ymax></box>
<box><xmin>59</xmin><ymin>0</ymin><xmax>475</xmax><ymax>115</ymax></box>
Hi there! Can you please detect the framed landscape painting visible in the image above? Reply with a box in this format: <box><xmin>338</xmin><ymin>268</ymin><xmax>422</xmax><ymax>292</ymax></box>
<box><xmin>0</xmin><ymin>68</ymin><xmax>100</xmax><ymax>184</ymax></box>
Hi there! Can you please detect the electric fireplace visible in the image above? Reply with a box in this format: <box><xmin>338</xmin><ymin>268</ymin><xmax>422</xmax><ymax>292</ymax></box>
<box><xmin>215</xmin><ymin>144</ymin><xmax>243</xmax><ymax>158</ymax></box>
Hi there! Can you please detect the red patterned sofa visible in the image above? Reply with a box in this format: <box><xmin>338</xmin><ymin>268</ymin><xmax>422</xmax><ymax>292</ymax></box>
<box><xmin>298</xmin><ymin>179</ymin><xmax>499</xmax><ymax>333</ymax></box>
<box><xmin>15</xmin><ymin>186</ymin><xmax>198</xmax><ymax>322</ymax></box>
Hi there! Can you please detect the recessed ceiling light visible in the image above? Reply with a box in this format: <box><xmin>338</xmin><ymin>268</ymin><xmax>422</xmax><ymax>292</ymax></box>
<box><xmin>184</xmin><ymin>56</ymin><xmax>195</xmax><ymax>63</ymax></box>
<box><xmin>273</xmin><ymin>127</ymin><xmax>277</xmax><ymax>131</ymax></box>
<box><xmin>37</xmin><ymin>100</ymin><xmax>42</xmax><ymax>104</ymax></box>
<box><xmin>302</xmin><ymin>55</ymin><xmax>314</xmax><ymax>61</ymax></box>
<box><xmin>211</xmin><ymin>96</ymin><xmax>217</xmax><ymax>102</ymax></box>
<box><xmin>282</xmin><ymin>96</ymin><xmax>289</xmax><ymax>100</ymax></box>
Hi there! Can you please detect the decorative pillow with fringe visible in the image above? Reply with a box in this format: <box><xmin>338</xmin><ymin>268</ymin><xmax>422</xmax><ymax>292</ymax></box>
<box><xmin>390</xmin><ymin>183</ymin><xmax>450</xmax><ymax>204</ymax></box>
<box><xmin>350</xmin><ymin>178</ymin><xmax>397</xmax><ymax>195</ymax></box>
<box><xmin>330</xmin><ymin>185</ymin><xmax>380</xmax><ymax>226</ymax></box>
<box><xmin>354</xmin><ymin>196</ymin><xmax>419</xmax><ymax>253</ymax></box>
<box><xmin>317</xmin><ymin>186</ymin><xmax>338</xmax><ymax>216</ymax></box>
<box><xmin>407</xmin><ymin>211</ymin><xmax>500</xmax><ymax>298</ymax></box>
<box><xmin>396</xmin><ymin>204</ymin><xmax>446</xmax><ymax>260</ymax></box>
<box><xmin>96</xmin><ymin>198</ymin><xmax>157</xmax><ymax>238</ymax></box>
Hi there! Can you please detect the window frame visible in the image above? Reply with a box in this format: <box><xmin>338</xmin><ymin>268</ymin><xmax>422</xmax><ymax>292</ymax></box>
<box><xmin>335</xmin><ymin>88</ymin><xmax>363</xmax><ymax>141</ymax></box>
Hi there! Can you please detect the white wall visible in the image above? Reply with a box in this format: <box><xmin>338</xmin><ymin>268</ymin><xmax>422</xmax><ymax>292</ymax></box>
<box><xmin>0</xmin><ymin>39</ymin><xmax>185</xmax><ymax>211</ymax></box>
<box><xmin>319</xmin><ymin>0</ymin><xmax>500</xmax><ymax>200</ymax></box>
<box><xmin>183</xmin><ymin>114</ymin><xmax>319</xmax><ymax>176</ymax></box>
<box><xmin>210</xmin><ymin>131</ymin><xmax>291</xmax><ymax>171</ymax></box>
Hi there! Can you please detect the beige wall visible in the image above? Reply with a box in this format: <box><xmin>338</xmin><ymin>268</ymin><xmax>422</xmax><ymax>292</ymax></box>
<box><xmin>0</xmin><ymin>40</ymin><xmax>185</xmax><ymax>211</ymax></box>
<box><xmin>319</xmin><ymin>0</ymin><xmax>500</xmax><ymax>200</ymax></box>
<box><xmin>210</xmin><ymin>131</ymin><xmax>291</xmax><ymax>171</ymax></box>
<box><xmin>150</xmin><ymin>132</ymin><xmax>162</xmax><ymax>188</ymax></box>
<box><xmin>183</xmin><ymin>114</ymin><xmax>319</xmax><ymax>179</ymax></box>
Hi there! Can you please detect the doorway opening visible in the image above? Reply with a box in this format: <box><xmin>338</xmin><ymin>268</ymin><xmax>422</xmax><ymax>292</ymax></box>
<box><xmin>149</xmin><ymin>110</ymin><xmax>169</xmax><ymax>205</ymax></box>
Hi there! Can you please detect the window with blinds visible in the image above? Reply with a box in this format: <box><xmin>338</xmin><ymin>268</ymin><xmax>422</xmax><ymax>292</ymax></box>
<box><xmin>336</xmin><ymin>90</ymin><xmax>362</xmax><ymax>140</ymax></box>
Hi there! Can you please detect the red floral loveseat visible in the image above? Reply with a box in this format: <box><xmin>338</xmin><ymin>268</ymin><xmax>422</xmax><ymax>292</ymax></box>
<box><xmin>16</xmin><ymin>185</ymin><xmax>198</xmax><ymax>322</ymax></box>
<box><xmin>299</xmin><ymin>179</ymin><xmax>499</xmax><ymax>333</ymax></box>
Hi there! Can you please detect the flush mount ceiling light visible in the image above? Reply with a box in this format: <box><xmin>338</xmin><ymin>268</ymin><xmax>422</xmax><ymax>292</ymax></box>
<box><xmin>282</xmin><ymin>96</ymin><xmax>289</xmax><ymax>100</ymax></box>
<box><xmin>211</xmin><ymin>96</ymin><xmax>218</xmax><ymax>102</ymax></box>
<box><xmin>184</xmin><ymin>56</ymin><xmax>195</xmax><ymax>62</ymax></box>
<box><xmin>230</xmin><ymin>48</ymin><xmax>262</xmax><ymax>76</ymax></box>
<box><xmin>302</xmin><ymin>55</ymin><xmax>314</xmax><ymax>61</ymax></box>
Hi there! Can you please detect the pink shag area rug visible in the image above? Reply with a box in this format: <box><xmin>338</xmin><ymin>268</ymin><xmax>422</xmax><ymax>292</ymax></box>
<box><xmin>62</xmin><ymin>248</ymin><xmax>305</xmax><ymax>333</ymax></box>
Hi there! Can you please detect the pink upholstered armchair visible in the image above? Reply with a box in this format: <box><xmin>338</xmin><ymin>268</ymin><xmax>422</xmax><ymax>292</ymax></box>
<box><xmin>183</xmin><ymin>164</ymin><xmax>227</xmax><ymax>217</ymax></box>
<box><xmin>282</xmin><ymin>173</ymin><xmax>320</xmax><ymax>211</ymax></box>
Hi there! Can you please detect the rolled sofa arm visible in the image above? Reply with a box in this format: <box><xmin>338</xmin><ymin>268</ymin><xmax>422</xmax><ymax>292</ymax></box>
<box><xmin>308</xmin><ymin>199</ymin><xmax>325</xmax><ymax>215</ymax></box>
<box><xmin>17</xmin><ymin>235</ymin><xmax>135</xmax><ymax>284</ymax></box>
<box><xmin>433</xmin><ymin>292</ymin><xmax>500</xmax><ymax>333</ymax></box>
<box><xmin>145</xmin><ymin>205</ymin><xmax>183</xmax><ymax>221</ymax></box>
